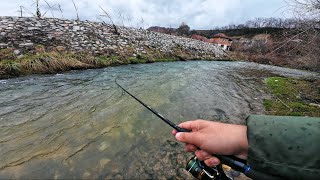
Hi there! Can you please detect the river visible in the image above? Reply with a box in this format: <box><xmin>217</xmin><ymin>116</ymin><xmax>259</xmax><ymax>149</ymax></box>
<box><xmin>0</xmin><ymin>61</ymin><xmax>318</xmax><ymax>179</ymax></box>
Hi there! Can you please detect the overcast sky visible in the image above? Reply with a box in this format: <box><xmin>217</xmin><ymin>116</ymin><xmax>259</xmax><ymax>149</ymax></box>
<box><xmin>0</xmin><ymin>0</ymin><xmax>289</xmax><ymax>29</ymax></box>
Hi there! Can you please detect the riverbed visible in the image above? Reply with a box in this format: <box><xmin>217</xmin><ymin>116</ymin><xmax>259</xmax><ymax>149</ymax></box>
<box><xmin>0</xmin><ymin>61</ymin><xmax>318</xmax><ymax>179</ymax></box>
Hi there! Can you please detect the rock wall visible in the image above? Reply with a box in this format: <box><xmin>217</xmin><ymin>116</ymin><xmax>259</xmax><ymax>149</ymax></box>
<box><xmin>0</xmin><ymin>16</ymin><xmax>225</xmax><ymax>59</ymax></box>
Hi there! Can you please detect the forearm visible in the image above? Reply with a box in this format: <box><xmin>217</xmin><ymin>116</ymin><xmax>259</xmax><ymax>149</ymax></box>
<box><xmin>246</xmin><ymin>115</ymin><xmax>320</xmax><ymax>179</ymax></box>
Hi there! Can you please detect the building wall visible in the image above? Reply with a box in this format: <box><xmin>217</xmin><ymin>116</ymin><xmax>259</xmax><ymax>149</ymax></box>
<box><xmin>209</xmin><ymin>37</ymin><xmax>232</xmax><ymax>51</ymax></box>
<box><xmin>209</xmin><ymin>37</ymin><xmax>232</xmax><ymax>47</ymax></box>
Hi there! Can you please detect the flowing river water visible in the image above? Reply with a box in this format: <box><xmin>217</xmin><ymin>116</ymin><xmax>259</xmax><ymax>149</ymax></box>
<box><xmin>0</xmin><ymin>61</ymin><xmax>318</xmax><ymax>179</ymax></box>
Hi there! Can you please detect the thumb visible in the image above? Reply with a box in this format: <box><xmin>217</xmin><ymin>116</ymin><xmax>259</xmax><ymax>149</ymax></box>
<box><xmin>175</xmin><ymin>132</ymin><xmax>201</xmax><ymax>146</ymax></box>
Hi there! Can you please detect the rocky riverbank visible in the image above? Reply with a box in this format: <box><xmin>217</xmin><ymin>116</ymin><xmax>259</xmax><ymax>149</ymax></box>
<box><xmin>0</xmin><ymin>16</ymin><xmax>226</xmax><ymax>78</ymax></box>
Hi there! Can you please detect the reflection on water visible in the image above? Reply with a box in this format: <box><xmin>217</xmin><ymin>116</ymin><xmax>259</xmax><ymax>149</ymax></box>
<box><xmin>0</xmin><ymin>61</ymin><xmax>318</xmax><ymax>179</ymax></box>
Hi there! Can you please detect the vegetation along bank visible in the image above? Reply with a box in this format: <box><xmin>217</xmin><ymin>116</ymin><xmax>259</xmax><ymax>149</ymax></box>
<box><xmin>0</xmin><ymin>16</ymin><xmax>226</xmax><ymax>78</ymax></box>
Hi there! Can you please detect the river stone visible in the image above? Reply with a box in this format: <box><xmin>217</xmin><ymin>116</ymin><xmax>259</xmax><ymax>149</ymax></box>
<box><xmin>114</xmin><ymin>174</ymin><xmax>124</xmax><ymax>179</ymax></box>
<box><xmin>98</xmin><ymin>142</ymin><xmax>110</xmax><ymax>151</ymax></box>
<box><xmin>73</xmin><ymin>26</ymin><xmax>80</xmax><ymax>31</ymax></box>
<box><xmin>82</xmin><ymin>171</ymin><xmax>91</xmax><ymax>179</ymax></box>
<box><xmin>152</xmin><ymin>162</ymin><xmax>162</xmax><ymax>171</ymax></box>
<box><xmin>28</xmin><ymin>27</ymin><xmax>39</xmax><ymax>30</ymax></box>
<box><xmin>13</xmin><ymin>49</ymin><xmax>21</xmax><ymax>55</ymax></box>
<box><xmin>19</xmin><ymin>43</ymin><xmax>34</xmax><ymax>47</ymax></box>
<box><xmin>99</xmin><ymin>158</ymin><xmax>111</xmax><ymax>168</ymax></box>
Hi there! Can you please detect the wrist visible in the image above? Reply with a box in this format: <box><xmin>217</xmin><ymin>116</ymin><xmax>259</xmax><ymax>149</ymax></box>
<box><xmin>238</xmin><ymin>125</ymin><xmax>249</xmax><ymax>159</ymax></box>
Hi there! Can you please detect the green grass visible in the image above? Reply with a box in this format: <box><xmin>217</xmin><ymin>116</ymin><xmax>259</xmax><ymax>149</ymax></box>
<box><xmin>155</xmin><ymin>57</ymin><xmax>176</xmax><ymax>62</ymax></box>
<box><xmin>95</xmin><ymin>55</ymin><xmax>121</xmax><ymax>66</ymax></box>
<box><xmin>264</xmin><ymin>77</ymin><xmax>320</xmax><ymax>117</ymax></box>
<box><xmin>128</xmin><ymin>57</ymin><xmax>147</xmax><ymax>64</ymax></box>
<box><xmin>265</xmin><ymin>77</ymin><xmax>297</xmax><ymax>100</ymax></box>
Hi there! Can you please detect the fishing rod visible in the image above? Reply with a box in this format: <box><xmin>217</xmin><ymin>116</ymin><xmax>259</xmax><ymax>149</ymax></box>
<box><xmin>115</xmin><ymin>79</ymin><xmax>280</xmax><ymax>180</ymax></box>
<box><xmin>115</xmin><ymin>80</ymin><xmax>189</xmax><ymax>133</ymax></box>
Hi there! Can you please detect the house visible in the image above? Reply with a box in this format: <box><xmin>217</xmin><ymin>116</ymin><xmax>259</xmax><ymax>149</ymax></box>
<box><xmin>209</xmin><ymin>33</ymin><xmax>232</xmax><ymax>50</ymax></box>
<box><xmin>191</xmin><ymin>34</ymin><xmax>209</xmax><ymax>43</ymax></box>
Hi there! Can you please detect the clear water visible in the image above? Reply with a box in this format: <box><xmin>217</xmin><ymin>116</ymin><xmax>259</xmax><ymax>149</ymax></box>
<box><xmin>0</xmin><ymin>61</ymin><xmax>317</xmax><ymax>179</ymax></box>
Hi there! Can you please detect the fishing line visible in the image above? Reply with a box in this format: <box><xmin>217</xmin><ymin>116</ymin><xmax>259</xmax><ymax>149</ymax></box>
<box><xmin>114</xmin><ymin>78</ymin><xmax>281</xmax><ymax>180</ymax></box>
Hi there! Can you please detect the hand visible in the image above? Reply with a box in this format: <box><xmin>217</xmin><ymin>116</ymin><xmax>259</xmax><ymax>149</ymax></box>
<box><xmin>172</xmin><ymin>120</ymin><xmax>248</xmax><ymax>167</ymax></box>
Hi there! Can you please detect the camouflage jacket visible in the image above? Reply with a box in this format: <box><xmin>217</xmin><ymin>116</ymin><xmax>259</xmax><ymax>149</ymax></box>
<box><xmin>246</xmin><ymin>115</ymin><xmax>320</xmax><ymax>179</ymax></box>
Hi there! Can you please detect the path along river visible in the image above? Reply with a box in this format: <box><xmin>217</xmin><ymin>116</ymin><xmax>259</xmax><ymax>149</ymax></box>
<box><xmin>0</xmin><ymin>61</ymin><xmax>318</xmax><ymax>179</ymax></box>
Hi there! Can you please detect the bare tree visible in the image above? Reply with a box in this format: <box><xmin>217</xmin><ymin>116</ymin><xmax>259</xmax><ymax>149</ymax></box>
<box><xmin>117</xmin><ymin>9</ymin><xmax>125</xmax><ymax>27</ymax></box>
<box><xmin>19</xmin><ymin>1</ymin><xmax>38</xmax><ymax>17</ymax></box>
<box><xmin>140</xmin><ymin>17</ymin><xmax>145</xmax><ymax>29</ymax></box>
<box><xmin>99</xmin><ymin>5</ymin><xmax>119</xmax><ymax>35</ymax></box>
<box><xmin>32</xmin><ymin>0</ymin><xmax>41</xmax><ymax>18</ymax></box>
<box><xmin>18</xmin><ymin>6</ymin><xmax>23</xmax><ymax>17</ymax></box>
<box><xmin>125</xmin><ymin>14</ymin><xmax>133</xmax><ymax>27</ymax></box>
<box><xmin>58</xmin><ymin>4</ymin><xmax>63</xmax><ymax>18</ymax></box>
<box><xmin>21</xmin><ymin>6</ymin><xmax>35</xmax><ymax>17</ymax></box>
<box><xmin>280</xmin><ymin>0</ymin><xmax>320</xmax><ymax>70</ymax></box>
<box><xmin>177</xmin><ymin>22</ymin><xmax>190</xmax><ymax>36</ymax></box>
<box><xmin>72</xmin><ymin>0</ymin><xmax>80</xmax><ymax>21</ymax></box>
<box><xmin>43</xmin><ymin>0</ymin><xmax>55</xmax><ymax>18</ymax></box>
<box><xmin>285</xmin><ymin>0</ymin><xmax>320</xmax><ymax>18</ymax></box>
<box><xmin>28</xmin><ymin>0</ymin><xmax>49</xmax><ymax>18</ymax></box>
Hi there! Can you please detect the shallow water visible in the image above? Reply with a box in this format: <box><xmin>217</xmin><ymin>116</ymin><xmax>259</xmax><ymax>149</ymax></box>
<box><xmin>0</xmin><ymin>61</ymin><xmax>318</xmax><ymax>179</ymax></box>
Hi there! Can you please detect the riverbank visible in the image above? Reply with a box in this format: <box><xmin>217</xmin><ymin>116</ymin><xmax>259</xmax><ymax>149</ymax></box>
<box><xmin>236</xmin><ymin>68</ymin><xmax>320</xmax><ymax>117</ymax></box>
<box><xmin>0</xmin><ymin>16</ymin><xmax>226</xmax><ymax>78</ymax></box>
<box><xmin>228</xmin><ymin>33</ymin><xmax>320</xmax><ymax>72</ymax></box>
<box><xmin>0</xmin><ymin>47</ymin><xmax>229</xmax><ymax>79</ymax></box>
<box><xmin>264</xmin><ymin>77</ymin><xmax>320</xmax><ymax>117</ymax></box>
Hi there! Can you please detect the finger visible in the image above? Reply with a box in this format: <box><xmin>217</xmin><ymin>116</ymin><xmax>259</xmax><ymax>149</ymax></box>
<box><xmin>172</xmin><ymin>129</ymin><xmax>178</xmax><ymax>136</ymax></box>
<box><xmin>175</xmin><ymin>132</ymin><xmax>202</xmax><ymax>146</ymax></box>
<box><xmin>195</xmin><ymin>150</ymin><xmax>212</xmax><ymax>161</ymax></box>
<box><xmin>178</xmin><ymin>120</ymin><xmax>208</xmax><ymax>131</ymax></box>
<box><xmin>185</xmin><ymin>144</ymin><xmax>197</xmax><ymax>152</ymax></box>
<box><xmin>204</xmin><ymin>156</ymin><xmax>220</xmax><ymax>167</ymax></box>
<box><xmin>177</xmin><ymin>121</ymin><xmax>195</xmax><ymax>131</ymax></box>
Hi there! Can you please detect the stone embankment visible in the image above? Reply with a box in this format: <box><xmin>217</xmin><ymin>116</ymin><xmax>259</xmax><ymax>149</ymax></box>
<box><xmin>0</xmin><ymin>16</ymin><xmax>225</xmax><ymax>60</ymax></box>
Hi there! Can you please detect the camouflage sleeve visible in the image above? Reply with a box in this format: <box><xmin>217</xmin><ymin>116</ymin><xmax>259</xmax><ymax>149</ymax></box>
<box><xmin>246</xmin><ymin>115</ymin><xmax>320</xmax><ymax>179</ymax></box>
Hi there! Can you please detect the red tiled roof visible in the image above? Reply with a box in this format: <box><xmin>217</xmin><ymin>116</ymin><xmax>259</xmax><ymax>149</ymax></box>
<box><xmin>213</xmin><ymin>33</ymin><xmax>232</xmax><ymax>40</ymax></box>
<box><xmin>191</xmin><ymin>34</ymin><xmax>209</xmax><ymax>42</ymax></box>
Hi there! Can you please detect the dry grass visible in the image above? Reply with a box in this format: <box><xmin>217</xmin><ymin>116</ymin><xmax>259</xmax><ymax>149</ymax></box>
<box><xmin>0</xmin><ymin>48</ymin><xmax>16</xmax><ymax>60</ymax></box>
<box><xmin>21</xmin><ymin>53</ymin><xmax>91</xmax><ymax>73</ymax></box>
<box><xmin>0</xmin><ymin>43</ymin><xmax>220</xmax><ymax>78</ymax></box>
<box><xmin>0</xmin><ymin>51</ymin><xmax>94</xmax><ymax>78</ymax></box>
<box><xmin>0</xmin><ymin>48</ymin><xmax>179</xmax><ymax>78</ymax></box>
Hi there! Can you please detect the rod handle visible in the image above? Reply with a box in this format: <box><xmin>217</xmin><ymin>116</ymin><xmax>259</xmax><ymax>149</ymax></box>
<box><xmin>245</xmin><ymin>167</ymin><xmax>282</xmax><ymax>180</ymax></box>
<box><xmin>176</xmin><ymin>126</ymin><xmax>191</xmax><ymax>132</ymax></box>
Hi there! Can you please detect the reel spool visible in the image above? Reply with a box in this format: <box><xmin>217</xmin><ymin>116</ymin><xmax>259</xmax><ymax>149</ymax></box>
<box><xmin>186</xmin><ymin>156</ymin><xmax>232</xmax><ymax>180</ymax></box>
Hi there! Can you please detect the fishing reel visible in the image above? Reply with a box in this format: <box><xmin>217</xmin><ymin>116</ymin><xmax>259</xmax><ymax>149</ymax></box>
<box><xmin>186</xmin><ymin>156</ymin><xmax>232</xmax><ymax>180</ymax></box>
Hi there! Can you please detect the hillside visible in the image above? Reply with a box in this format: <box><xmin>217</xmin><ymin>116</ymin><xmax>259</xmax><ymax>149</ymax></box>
<box><xmin>193</xmin><ymin>27</ymin><xmax>285</xmax><ymax>38</ymax></box>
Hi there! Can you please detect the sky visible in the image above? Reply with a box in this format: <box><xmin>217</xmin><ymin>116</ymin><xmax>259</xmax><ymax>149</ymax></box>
<box><xmin>0</xmin><ymin>0</ymin><xmax>290</xmax><ymax>29</ymax></box>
